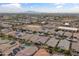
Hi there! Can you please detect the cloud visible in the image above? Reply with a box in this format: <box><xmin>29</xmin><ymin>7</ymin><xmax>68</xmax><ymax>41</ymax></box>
<box><xmin>56</xmin><ymin>5</ymin><xmax>63</xmax><ymax>8</ymax></box>
<box><xmin>52</xmin><ymin>3</ymin><xmax>79</xmax><ymax>13</ymax></box>
<box><xmin>53</xmin><ymin>3</ymin><xmax>64</xmax><ymax>9</ymax></box>
<box><xmin>73</xmin><ymin>4</ymin><xmax>79</xmax><ymax>8</ymax></box>
<box><xmin>0</xmin><ymin>3</ymin><xmax>26</xmax><ymax>13</ymax></box>
<box><xmin>54</xmin><ymin>3</ymin><xmax>65</xmax><ymax>5</ymax></box>
<box><xmin>0</xmin><ymin>3</ymin><xmax>21</xmax><ymax>8</ymax></box>
<box><xmin>0</xmin><ymin>0</ymin><xmax>20</xmax><ymax>3</ymax></box>
<box><xmin>0</xmin><ymin>0</ymin><xmax>79</xmax><ymax>3</ymax></box>
<box><xmin>0</xmin><ymin>3</ymin><xmax>79</xmax><ymax>13</ymax></box>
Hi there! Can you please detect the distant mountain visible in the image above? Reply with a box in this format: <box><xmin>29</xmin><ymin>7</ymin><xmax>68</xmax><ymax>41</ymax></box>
<box><xmin>0</xmin><ymin>11</ymin><xmax>79</xmax><ymax>16</ymax></box>
<box><xmin>0</xmin><ymin>11</ymin><xmax>41</xmax><ymax>14</ymax></box>
<box><xmin>25</xmin><ymin>11</ymin><xmax>42</xmax><ymax>14</ymax></box>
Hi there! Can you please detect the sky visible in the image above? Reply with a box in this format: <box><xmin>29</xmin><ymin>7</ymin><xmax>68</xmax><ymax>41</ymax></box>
<box><xmin>0</xmin><ymin>3</ymin><xmax>79</xmax><ymax>13</ymax></box>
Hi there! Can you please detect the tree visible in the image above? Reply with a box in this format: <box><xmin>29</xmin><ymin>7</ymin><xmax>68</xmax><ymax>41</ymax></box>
<box><xmin>33</xmin><ymin>31</ymin><xmax>37</xmax><ymax>34</ymax></box>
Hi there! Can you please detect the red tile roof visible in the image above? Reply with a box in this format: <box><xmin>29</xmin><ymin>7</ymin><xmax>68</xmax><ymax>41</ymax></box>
<box><xmin>34</xmin><ymin>49</ymin><xmax>50</xmax><ymax>56</ymax></box>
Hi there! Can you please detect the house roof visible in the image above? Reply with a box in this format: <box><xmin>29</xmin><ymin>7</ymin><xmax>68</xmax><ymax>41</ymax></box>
<box><xmin>58</xmin><ymin>39</ymin><xmax>70</xmax><ymax>50</ymax></box>
<box><xmin>58</xmin><ymin>26</ymin><xmax>78</xmax><ymax>31</ymax></box>
<box><xmin>30</xmin><ymin>35</ymin><xmax>49</xmax><ymax>44</ymax></box>
<box><xmin>16</xmin><ymin>45</ymin><xmax>38</xmax><ymax>56</ymax></box>
<box><xmin>46</xmin><ymin>37</ymin><xmax>59</xmax><ymax>47</ymax></box>
<box><xmin>34</xmin><ymin>49</ymin><xmax>50</xmax><ymax>56</ymax></box>
<box><xmin>72</xmin><ymin>40</ymin><xmax>79</xmax><ymax>52</ymax></box>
